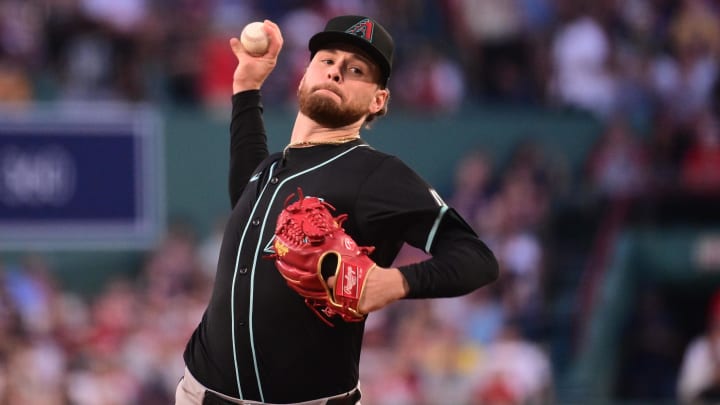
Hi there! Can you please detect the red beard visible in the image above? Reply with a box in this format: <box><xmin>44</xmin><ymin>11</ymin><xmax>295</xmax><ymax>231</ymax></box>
<box><xmin>298</xmin><ymin>84</ymin><xmax>368</xmax><ymax>128</ymax></box>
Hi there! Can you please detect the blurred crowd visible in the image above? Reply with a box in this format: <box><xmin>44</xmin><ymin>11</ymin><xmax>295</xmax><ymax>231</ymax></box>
<box><xmin>0</xmin><ymin>0</ymin><xmax>718</xmax><ymax>117</ymax></box>
<box><xmin>1</xmin><ymin>0</ymin><xmax>720</xmax><ymax>194</ymax></box>
<box><xmin>2</xmin><ymin>0</ymin><xmax>720</xmax><ymax>404</ymax></box>
<box><xmin>0</xmin><ymin>228</ymin><xmax>209</xmax><ymax>404</ymax></box>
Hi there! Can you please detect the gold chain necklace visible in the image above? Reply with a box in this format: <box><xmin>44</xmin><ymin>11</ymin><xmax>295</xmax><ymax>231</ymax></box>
<box><xmin>283</xmin><ymin>135</ymin><xmax>360</xmax><ymax>156</ymax></box>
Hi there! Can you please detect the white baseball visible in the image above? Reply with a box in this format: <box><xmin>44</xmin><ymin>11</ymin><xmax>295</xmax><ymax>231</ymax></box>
<box><xmin>240</xmin><ymin>22</ymin><xmax>269</xmax><ymax>56</ymax></box>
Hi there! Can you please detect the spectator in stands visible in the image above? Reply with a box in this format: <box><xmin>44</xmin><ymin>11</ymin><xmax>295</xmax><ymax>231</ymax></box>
<box><xmin>199</xmin><ymin>29</ymin><xmax>244</xmax><ymax>110</ymax></box>
<box><xmin>549</xmin><ymin>1</ymin><xmax>618</xmax><ymax>117</ymax></box>
<box><xmin>0</xmin><ymin>266</ymin><xmax>18</xmax><ymax>405</ymax></box>
<box><xmin>360</xmin><ymin>303</ymin><xmax>427</xmax><ymax>405</ymax></box>
<box><xmin>646</xmin><ymin>107</ymin><xmax>694</xmax><ymax>192</ymax></box>
<box><xmin>448</xmin><ymin>149</ymin><xmax>495</xmax><ymax>229</ymax></box>
<box><xmin>0</xmin><ymin>257</ymin><xmax>67</xmax><ymax>405</ymax></box>
<box><xmin>497</xmin><ymin>143</ymin><xmax>552</xmax><ymax>230</ymax></box>
<box><xmin>650</xmin><ymin>0</ymin><xmax>719</xmax><ymax>123</ymax></box>
<box><xmin>445</xmin><ymin>0</ymin><xmax>533</xmax><ymax>102</ymax></box>
<box><xmin>199</xmin><ymin>216</ymin><xmax>229</xmax><ymax>277</ymax></box>
<box><xmin>470</xmin><ymin>320</ymin><xmax>553</xmax><ymax>405</ymax></box>
<box><xmin>4</xmin><ymin>338</ymin><xmax>66</xmax><ymax>405</ymax></box>
<box><xmin>84</xmin><ymin>280</ymin><xmax>137</xmax><ymax>358</ymax></box>
<box><xmin>678</xmin><ymin>289</ymin><xmax>720</xmax><ymax>404</ymax></box>
<box><xmin>0</xmin><ymin>58</ymin><xmax>32</xmax><ymax>102</ymax></box>
<box><xmin>417</xmin><ymin>320</ymin><xmax>482</xmax><ymax>405</ymax></box>
<box><xmin>141</xmin><ymin>223</ymin><xmax>204</xmax><ymax>307</ymax></box>
<box><xmin>587</xmin><ymin>117</ymin><xmax>649</xmax><ymax>199</ymax></box>
<box><xmin>394</xmin><ymin>44</ymin><xmax>466</xmax><ymax>113</ymax></box>
<box><xmin>670</xmin><ymin>0</ymin><xmax>720</xmax><ymax>60</ymax></box>
<box><xmin>680</xmin><ymin>108</ymin><xmax>720</xmax><ymax>192</ymax></box>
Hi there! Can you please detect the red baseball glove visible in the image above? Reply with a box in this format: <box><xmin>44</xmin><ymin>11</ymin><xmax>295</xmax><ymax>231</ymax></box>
<box><xmin>268</xmin><ymin>188</ymin><xmax>376</xmax><ymax>326</ymax></box>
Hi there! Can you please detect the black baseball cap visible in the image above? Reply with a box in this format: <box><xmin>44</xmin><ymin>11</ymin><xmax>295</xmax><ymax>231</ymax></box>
<box><xmin>308</xmin><ymin>15</ymin><xmax>394</xmax><ymax>87</ymax></box>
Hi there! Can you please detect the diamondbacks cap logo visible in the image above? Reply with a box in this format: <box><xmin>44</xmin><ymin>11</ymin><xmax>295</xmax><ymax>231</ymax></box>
<box><xmin>345</xmin><ymin>18</ymin><xmax>374</xmax><ymax>43</ymax></box>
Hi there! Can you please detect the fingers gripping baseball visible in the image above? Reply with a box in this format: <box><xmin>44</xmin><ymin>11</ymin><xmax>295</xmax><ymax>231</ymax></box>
<box><xmin>230</xmin><ymin>20</ymin><xmax>284</xmax><ymax>92</ymax></box>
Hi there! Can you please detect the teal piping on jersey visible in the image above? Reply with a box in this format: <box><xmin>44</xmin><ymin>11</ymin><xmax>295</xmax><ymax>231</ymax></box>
<box><xmin>230</xmin><ymin>162</ymin><xmax>277</xmax><ymax>399</ymax></box>
<box><xmin>425</xmin><ymin>205</ymin><xmax>448</xmax><ymax>252</ymax></box>
<box><xmin>232</xmin><ymin>145</ymin><xmax>369</xmax><ymax>402</ymax></box>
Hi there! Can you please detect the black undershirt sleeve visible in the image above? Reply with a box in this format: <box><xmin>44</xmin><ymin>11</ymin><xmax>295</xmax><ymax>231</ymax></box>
<box><xmin>397</xmin><ymin>209</ymin><xmax>499</xmax><ymax>298</ymax></box>
<box><xmin>228</xmin><ymin>90</ymin><xmax>269</xmax><ymax>207</ymax></box>
<box><xmin>355</xmin><ymin>156</ymin><xmax>499</xmax><ymax>298</ymax></box>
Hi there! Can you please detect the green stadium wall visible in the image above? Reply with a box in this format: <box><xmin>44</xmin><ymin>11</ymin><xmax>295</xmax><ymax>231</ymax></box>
<box><xmin>3</xmin><ymin>105</ymin><xmax>602</xmax><ymax>295</ymax></box>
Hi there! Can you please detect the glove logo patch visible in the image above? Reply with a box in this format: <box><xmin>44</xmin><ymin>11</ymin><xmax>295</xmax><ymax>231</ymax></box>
<box><xmin>343</xmin><ymin>236</ymin><xmax>355</xmax><ymax>251</ymax></box>
<box><xmin>343</xmin><ymin>266</ymin><xmax>358</xmax><ymax>296</ymax></box>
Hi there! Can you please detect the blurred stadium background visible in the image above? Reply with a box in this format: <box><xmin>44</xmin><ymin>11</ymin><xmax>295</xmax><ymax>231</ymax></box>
<box><xmin>1</xmin><ymin>0</ymin><xmax>720</xmax><ymax>404</ymax></box>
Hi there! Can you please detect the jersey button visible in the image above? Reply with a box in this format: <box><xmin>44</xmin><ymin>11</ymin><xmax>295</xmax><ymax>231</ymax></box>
<box><xmin>270</xmin><ymin>177</ymin><xmax>279</xmax><ymax>184</ymax></box>
<box><xmin>239</xmin><ymin>266</ymin><xmax>248</xmax><ymax>275</ymax></box>
<box><xmin>251</xmin><ymin>218</ymin><xmax>260</xmax><ymax>226</ymax></box>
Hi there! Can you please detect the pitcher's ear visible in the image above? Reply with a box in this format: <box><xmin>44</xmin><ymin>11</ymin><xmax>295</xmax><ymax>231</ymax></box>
<box><xmin>370</xmin><ymin>88</ymin><xmax>390</xmax><ymax>114</ymax></box>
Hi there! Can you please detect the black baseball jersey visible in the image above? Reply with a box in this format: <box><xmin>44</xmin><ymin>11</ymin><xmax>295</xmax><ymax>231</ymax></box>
<box><xmin>183</xmin><ymin>91</ymin><xmax>498</xmax><ymax>403</ymax></box>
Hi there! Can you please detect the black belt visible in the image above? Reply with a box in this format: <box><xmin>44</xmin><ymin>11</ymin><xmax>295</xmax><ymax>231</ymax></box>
<box><xmin>202</xmin><ymin>388</ymin><xmax>361</xmax><ymax>405</ymax></box>
<box><xmin>327</xmin><ymin>388</ymin><xmax>361</xmax><ymax>405</ymax></box>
